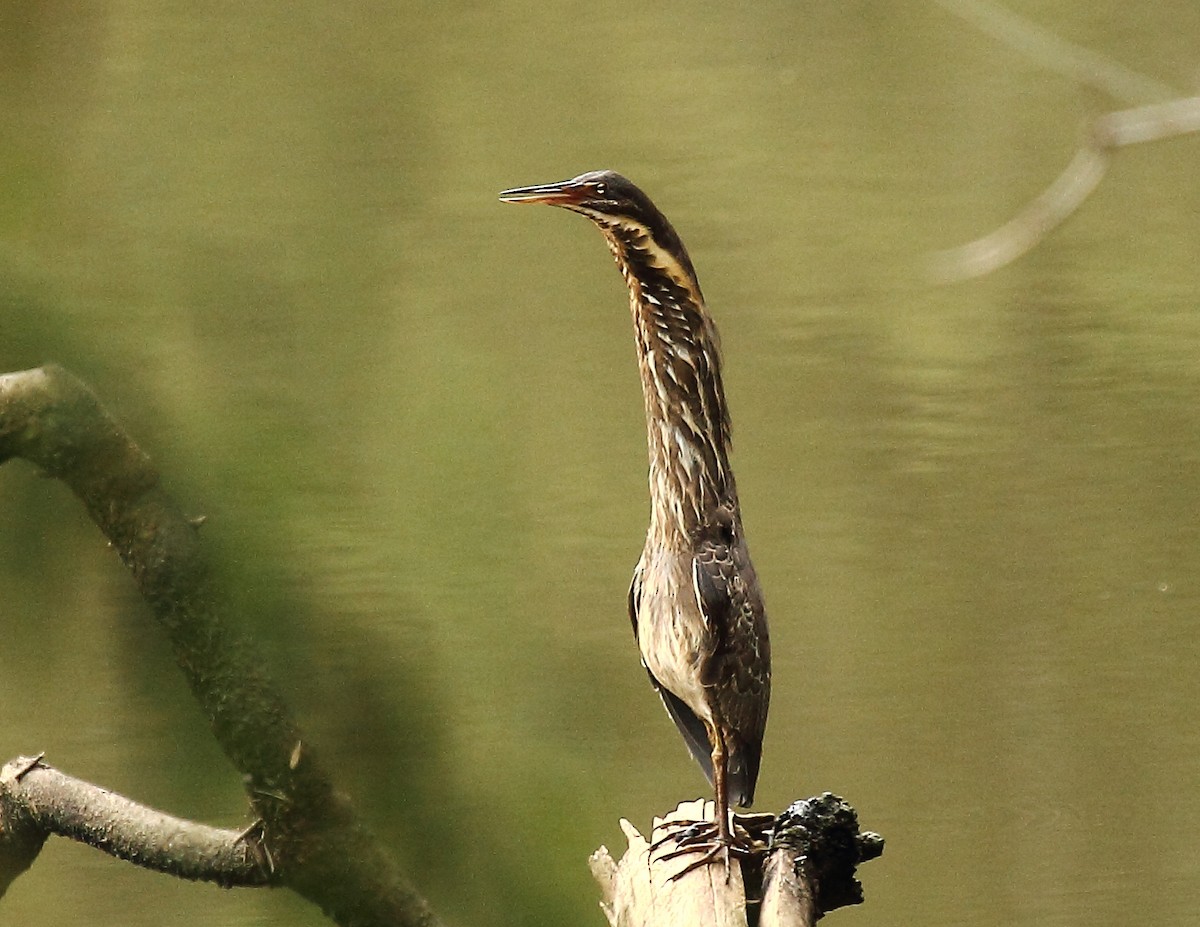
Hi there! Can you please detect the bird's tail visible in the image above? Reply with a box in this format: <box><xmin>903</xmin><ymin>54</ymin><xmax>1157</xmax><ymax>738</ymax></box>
<box><xmin>726</xmin><ymin>739</ymin><xmax>761</xmax><ymax>807</ymax></box>
<box><xmin>655</xmin><ymin>683</ymin><xmax>762</xmax><ymax>807</ymax></box>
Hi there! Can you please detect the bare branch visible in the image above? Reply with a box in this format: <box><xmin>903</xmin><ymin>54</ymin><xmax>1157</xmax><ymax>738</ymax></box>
<box><xmin>928</xmin><ymin>2</ymin><xmax>1200</xmax><ymax>282</ymax></box>
<box><xmin>930</xmin><ymin>95</ymin><xmax>1200</xmax><ymax>282</ymax></box>
<box><xmin>0</xmin><ymin>756</ymin><xmax>268</xmax><ymax>893</ymax></box>
<box><xmin>764</xmin><ymin>794</ymin><xmax>884</xmax><ymax>921</ymax></box>
<box><xmin>929</xmin><ymin>145</ymin><xmax>1109</xmax><ymax>283</ymax></box>
<box><xmin>590</xmin><ymin>800</ymin><xmax>756</xmax><ymax>927</ymax></box>
<box><xmin>933</xmin><ymin>0</ymin><xmax>1176</xmax><ymax>104</ymax></box>
<box><xmin>0</xmin><ymin>758</ymin><xmax>46</xmax><ymax>898</ymax></box>
<box><xmin>0</xmin><ymin>365</ymin><xmax>443</xmax><ymax>927</ymax></box>
<box><xmin>1094</xmin><ymin>96</ymin><xmax>1200</xmax><ymax>146</ymax></box>
<box><xmin>923</xmin><ymin>1</ymin><xmax>1200</xmax><ymax>282</ymax></box>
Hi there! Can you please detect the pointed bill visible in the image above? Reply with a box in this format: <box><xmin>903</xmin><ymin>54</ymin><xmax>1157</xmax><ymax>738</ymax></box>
<box><xmin>498</xmin><ymin>179</ymin><xmax>587</xmax><ymax>206</ymax></box>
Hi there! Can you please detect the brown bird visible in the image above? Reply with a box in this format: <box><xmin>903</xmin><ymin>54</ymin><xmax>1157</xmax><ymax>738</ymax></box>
<box><xmin>500</xmin><ymin>171</ymin><xmax>771</xmax><ymax>873</ymax></box>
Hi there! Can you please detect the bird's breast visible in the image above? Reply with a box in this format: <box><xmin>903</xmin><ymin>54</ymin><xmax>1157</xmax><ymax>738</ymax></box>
<box><xmin>635</xmin><ymin>546</ymin><xmax>713</xmax><ymax>724</ymax></box>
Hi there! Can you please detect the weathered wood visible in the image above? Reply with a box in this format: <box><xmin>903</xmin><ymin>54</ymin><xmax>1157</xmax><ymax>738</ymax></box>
<box><xmin>592</xmin><ymin>795</ymin><xmax>883</xmax><ymax>927</ymax></box>
<box><xmin>590</xmin><ymin>800</ymin><xmax>750</xmax><ymax>927</ymax></box>
<box><xmin>759</xmin><ymin>847</ymin><xmax>816</xmax><ymax>927</ymax></box>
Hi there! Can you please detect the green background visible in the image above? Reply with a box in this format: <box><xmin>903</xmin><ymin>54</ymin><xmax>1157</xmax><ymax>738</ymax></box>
<box><xmin>3</xmin><ymin>3</ymin><xmax>1199</xmax><ymax>925</ymax></box>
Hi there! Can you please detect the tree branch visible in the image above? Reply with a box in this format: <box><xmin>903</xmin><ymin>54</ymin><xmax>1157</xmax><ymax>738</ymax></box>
<box><xmin>0</xmin><ymin>756</ymin><xmax>268</xmax><ymax>892</ymax></box>
<box><xmin>928</xmin><ymin>143</ymin><xmax>1109</xmax><ymax>283</ymax></box>
<box><xmin>928</xmin><ymin>0</ymin><xmax>1200</xmax><ymax>282</ymax></box>
<box><xmin>0</xmin><ymin>365</ymin><xmax>442</xmax><ymax>927</ymax></box>
<box><xmin>763</xmin><ymin>793</ymin><xmax>884</xmax><ymax>923</ymax></box>
<box><xmin>929</xmin><ymin>96</ymin><xmax>1200</xmax><ymax>282</ymax></box>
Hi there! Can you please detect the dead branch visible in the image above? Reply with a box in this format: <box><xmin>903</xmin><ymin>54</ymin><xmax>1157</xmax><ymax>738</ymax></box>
<box><xmin>0</xmin><ymin>756</ymin><xmax>267</xmax><ymax>893</ymax></box>
<box><xmin>929</xmin><ymin>0</ymin><xmax>1200</xmax><ymax>282</ymax></box>
<box><xmin>590</xmin><ymin>800</ymin><xmax>753</xmax><ymax>927</ymax></box>
<box><xmin>764</xmin><ymin>794</ymin><xmax>884</xmax><ymax>923</ymax></box>
<box><xmin>0</xmin><ymin>365</ymin><xmax>442</xmax><ymax>927</ymax></box>
<box><xmin>590</xmin><ymin>796</ymin><xmax>883</xmax><ymax>927</ymax></box>
<box><xmin>928</xmin><ymin>144</ymin><xmax>1109</xmax><ymax>283</ymax></box>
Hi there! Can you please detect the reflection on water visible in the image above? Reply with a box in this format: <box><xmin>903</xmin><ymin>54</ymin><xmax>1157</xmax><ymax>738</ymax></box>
<box><xmin>2</xmin><ymin>4</ymin><xmax>1200</xmax><ymax>927</ymax></box>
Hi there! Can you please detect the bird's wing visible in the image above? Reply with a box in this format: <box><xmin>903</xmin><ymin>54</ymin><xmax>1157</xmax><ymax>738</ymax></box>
<box><xmin>627</xmin><ymin>563</ymin><xmax>642</xmax><ymax>639</ymax></box>
<box><xmin>628</xmin><ymin>566</ymin><xmax>716</xmax><ymax>787</ymax></box>
<box><xmin>691</xmin><ymin>537</ymin><xmax>771</xmax><ymax>806</ymax></box>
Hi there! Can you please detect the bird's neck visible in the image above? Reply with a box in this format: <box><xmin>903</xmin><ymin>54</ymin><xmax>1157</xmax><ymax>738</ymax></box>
<box><xmin>604</xmin><ymin>228</ymin><xmax>736</xmax><ymax>543</ymax></box>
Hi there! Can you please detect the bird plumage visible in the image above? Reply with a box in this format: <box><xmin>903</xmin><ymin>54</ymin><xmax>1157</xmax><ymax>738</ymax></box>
<box><xmin>500</xmin><ymin>170</ymin><xmax>771</xmax><ymax>822</ymax></box>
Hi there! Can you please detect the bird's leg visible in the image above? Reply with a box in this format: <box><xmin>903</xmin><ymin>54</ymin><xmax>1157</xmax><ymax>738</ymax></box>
<box><xmin>650</xmin><ymin>727</ymin><xmax>730</xmax><ymax>852</ymax></box>
<box><xmin>712</xmin><ymin>732</ymin><xmax>732</xmax><ymax>847</ymax></box>
<box><xmin>658</xmin><ymin>726</ymin><xmax>750</xmax><ymax>882</ymax></box>
<box><xmin>707</xmin><ymin>730</ymin><xmax>736</xmax><ymax>880</ymax></box>
<box><xmin>649</xmin><ymin>720</ymin><xmax>722</xmax><ymax>850</ymax></box>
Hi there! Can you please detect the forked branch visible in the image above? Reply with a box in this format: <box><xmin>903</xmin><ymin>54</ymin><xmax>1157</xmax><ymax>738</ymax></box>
<box><xmin>930</xmin><ymin>0</ymin><xmax>1200</xmax><ymax>281</ymax></box>
<box><xmin>0</xmin><ymin>365</ymin><xmax>441</xmax><ymax>927</ymax></box>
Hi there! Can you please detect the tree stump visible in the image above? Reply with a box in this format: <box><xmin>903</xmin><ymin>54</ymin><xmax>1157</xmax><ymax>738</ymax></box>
<box><xmin>590</xmin><ymin>795</ymin><xmax>883</xmax><ymax>927</ymax></box>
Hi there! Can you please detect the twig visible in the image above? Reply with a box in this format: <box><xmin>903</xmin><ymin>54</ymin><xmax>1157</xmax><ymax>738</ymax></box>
<box><xmin>1094</xmin><ymin>95</ymin><xmax>1200</xmax><ymax>146</ymax></box>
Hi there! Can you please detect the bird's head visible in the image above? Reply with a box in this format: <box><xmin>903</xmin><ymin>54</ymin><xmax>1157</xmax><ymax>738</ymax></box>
<box><xmin>499</xmin><ymin>170</ymin><xmax>655</xmax><ymax>223</ymax></box>
<box><xmin>499</xmin><ymin>170</ymin><xmax>698</xmax><ymax>293</ymax></box>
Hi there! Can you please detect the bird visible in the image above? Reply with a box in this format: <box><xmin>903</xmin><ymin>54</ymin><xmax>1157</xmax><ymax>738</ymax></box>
<box><xmin>500</xmin><ymin>171</ymin><xmax>771</xmax><ymax>874</ymax></box>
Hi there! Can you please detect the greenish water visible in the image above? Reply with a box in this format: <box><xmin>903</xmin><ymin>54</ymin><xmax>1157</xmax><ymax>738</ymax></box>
<box><xmin>3</xmin><ymin>4</ymin><xmax>1200</xmax><ymax>926</ymax></box>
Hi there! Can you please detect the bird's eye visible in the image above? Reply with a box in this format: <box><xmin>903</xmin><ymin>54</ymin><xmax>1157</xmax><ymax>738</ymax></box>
<box><xmin>593</xmin><ymin>183</ymin><xmax>607</xmax><ymax>196</ymax></box>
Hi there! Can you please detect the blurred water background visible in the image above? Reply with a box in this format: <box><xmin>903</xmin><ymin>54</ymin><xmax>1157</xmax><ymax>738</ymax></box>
<box><xmin>2</xmin><ymin>3</ymin><xmax>1199</xmax><ymax>926</ymax></box>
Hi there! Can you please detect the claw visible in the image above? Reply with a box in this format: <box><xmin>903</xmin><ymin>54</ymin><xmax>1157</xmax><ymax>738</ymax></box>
<box><xmin>649</xmin><ymin>818</ymin><xmax>709</xmax><ymax>854</ymax></box>
<box><xmin>668</xmin><ymin>839</ymin><xmax>731</xmax><ymax>882</ymax></box>
<box><xmin>654</xmin><ymin>818</ymin><xmax>767</xmax><ymax>883</ymax></box>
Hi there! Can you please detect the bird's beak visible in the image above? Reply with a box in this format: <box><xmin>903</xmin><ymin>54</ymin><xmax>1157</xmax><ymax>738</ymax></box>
<box><xmin>498</xmin><ymin>179</ymin><xmax>585</xmax><ymax>206</ymax></box>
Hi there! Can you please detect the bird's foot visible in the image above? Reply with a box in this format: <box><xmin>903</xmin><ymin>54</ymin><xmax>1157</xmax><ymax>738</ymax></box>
<box><xmin>667</xmin><ymin>837</ymin><xmax>733</xmax><ymax>881</ymax></box>
<box><xmin>651</xmin><ymin>814</ymin><xmax>771</xmax><ymax>883</ymax></box>
<box><xmin>650</xmin><ymin>811</ymin><xmax>773</xmax><ymax>854</ymax></box>
<box><xmin>648</xmin><ymin>816</ymin><xmax>707</xmax><ymax>854</ymax></box>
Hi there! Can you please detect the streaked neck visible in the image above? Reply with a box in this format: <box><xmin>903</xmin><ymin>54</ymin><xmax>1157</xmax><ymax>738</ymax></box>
<box><xmin>602</xmin><ymin>225</ymin><xmax>736</xmax><ymax>541</ymax></box>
